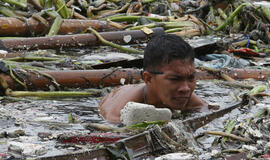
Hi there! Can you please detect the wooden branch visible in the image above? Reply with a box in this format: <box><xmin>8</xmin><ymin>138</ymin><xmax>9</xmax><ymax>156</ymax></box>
<box><xmin>202</xmin><ymin>131</ymin><xmax>250</xmax><ymax>143</ymax></box>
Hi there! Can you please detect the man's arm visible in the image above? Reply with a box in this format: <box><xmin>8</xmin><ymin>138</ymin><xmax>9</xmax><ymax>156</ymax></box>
<box><xmin>99</xmin><ymin>84</ymin><xmax>144</xmax><ymax>123</ymax></box>
<box><xmin>99</xmin><ymin>91</ymin><xmax>123</xmax><ymax>123</ymax></box>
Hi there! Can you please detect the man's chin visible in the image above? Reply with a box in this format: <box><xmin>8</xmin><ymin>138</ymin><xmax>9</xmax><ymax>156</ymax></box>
<box><xmin>169</xmin><ymin>100</ymin><xmax>189</xmax><ymax>110</ymax></box>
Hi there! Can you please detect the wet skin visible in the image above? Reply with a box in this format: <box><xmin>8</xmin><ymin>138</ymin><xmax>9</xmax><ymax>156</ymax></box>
<box><xmin>99</xmin><ymin>59</ymin><xmax>207</xmax><ymax>123</ymax></box>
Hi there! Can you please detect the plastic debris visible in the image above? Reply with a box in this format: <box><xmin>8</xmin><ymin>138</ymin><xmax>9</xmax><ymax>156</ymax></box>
<box><xmin>195</xmin><ymin>54</ymin><xmax>250</xmax><ymax>69</ymax></box>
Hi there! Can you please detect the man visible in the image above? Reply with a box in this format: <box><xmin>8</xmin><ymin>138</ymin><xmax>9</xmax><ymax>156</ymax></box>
<box><xmin>99</xmin><ymin>34</ymin><xmax>207</xmax><ymax>123</ymax></box>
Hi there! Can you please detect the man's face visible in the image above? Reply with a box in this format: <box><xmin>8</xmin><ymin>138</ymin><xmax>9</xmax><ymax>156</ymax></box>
<box><xmin>147</xmin><ymin>59</ymin><xmax>196</xmax><ymax>110</ymax></box>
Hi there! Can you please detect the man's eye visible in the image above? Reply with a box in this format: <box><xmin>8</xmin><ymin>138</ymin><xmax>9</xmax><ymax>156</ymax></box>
<box><xmin>188</xmin><ymin>75</ymin><xmax>195</xmax><ymax>81</ymax></box>
<box><xmin>168</xmin><ymin>78</ymin><xmax>179</xmax><ymax>81</ymax></box>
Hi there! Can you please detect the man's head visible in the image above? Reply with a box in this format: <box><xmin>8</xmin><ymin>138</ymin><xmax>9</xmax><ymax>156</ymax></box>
<box><xmin>142</xmin><ymin>34</ymin><xmax>196</xmax><ymax>110</ymax></box>
<box><xmin>143</xmin><ymin>34</ymin><xmax>194</xmax><ymax>71</ymax></box>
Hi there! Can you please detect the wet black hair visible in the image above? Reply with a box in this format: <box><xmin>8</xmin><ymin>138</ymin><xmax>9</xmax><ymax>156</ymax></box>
<box><xmin>143</xmin><ymin>34</ymin><xmax>194</xmax><ymax>70</ymax></box>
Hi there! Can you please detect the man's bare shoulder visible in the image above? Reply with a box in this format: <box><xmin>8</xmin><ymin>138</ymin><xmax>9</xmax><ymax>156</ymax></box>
<box><xmin>185</xmin><ymin>92</ymin><xmax>208</xmax><ymax>111</ymax></box>
<box><xmin>104</xmin><ymin>83</ymin><xmax>145</xmax><ymax>101</ymax></box>
<box><xmin>99</xmin><ymin>83</ymin><xmax>145</xmax><ymax>122</ymax></box>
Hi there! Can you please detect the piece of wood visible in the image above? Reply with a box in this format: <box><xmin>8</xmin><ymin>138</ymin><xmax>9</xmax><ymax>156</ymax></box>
<box><xmin>0</xmin><ymin>17</ymin><xmax>119</xmax><ymax>36</ymax></box>
<box><xmin>183</xmin><ymin>101</ymin><xmax>246</xmax><ymax>132</ymax></box>
<box><xmin>2</xmin><ymin>27</ymin><xmax>164</xmax><ymax>50</ymax></box>
<box><xmin>0</xmin><ymin>69</ymin><xmax>142</xmax><ymax>91</ymax></box>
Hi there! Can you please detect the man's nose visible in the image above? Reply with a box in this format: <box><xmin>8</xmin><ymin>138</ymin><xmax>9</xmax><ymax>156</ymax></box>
<box><xmin>177</xmin><ymin>80</ymin><xmax>190</xmax><ymax>93</ymax></box>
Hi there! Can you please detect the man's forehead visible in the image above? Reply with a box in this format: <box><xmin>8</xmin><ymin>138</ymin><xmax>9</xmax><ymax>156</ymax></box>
<box><xmin>161</xmin><ymin>58</ymin><xmax>194</xmax><ymax>66</ymax></box>
<box><xmin>160</xmin><ymin>60</ymin><xmax>194</xmax><ymax>69</ymax></box>
<box><xmin>145</xmin><ymin>59</ymin><xmax>194</xmax><ymax>74</ymax></box>
<box><xmin>165</xmin><ymin>69</ymin><xmax>195</xmax><ymax>76</ymax></box>
<box><xmin>161</xmin><ymin>63</ymin><xmax>195</xmax><ymax>76</ymax></box>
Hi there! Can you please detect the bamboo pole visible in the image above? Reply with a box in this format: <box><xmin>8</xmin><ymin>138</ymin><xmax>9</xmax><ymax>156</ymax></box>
<box><xmin>2</xmin><ymin>0</ymin><xmax>27</xmax><ymax>8</ymax></box>
<box><xmin>215</xmin><ymin>3</ymin><xmax>248</xmax><ymax>31</ymax></box>
<box><xmin>0</xmin><ymin>17</ymin><xmax>119</xmax><ymax>36</ymax></box>
<box><xmin>6</xmin><ymin>89</ymin><xmax>102</xmax><ymax>98</ymax></box>
<box><xmin>2</xmin><ymin>27</ymin><xmax>165</xmax><ymax>50</ymax></box>
<box><xmin>0</xmin><ymin>68</ymin><xmax>270</xmax><ymax>91</ymax></box>
<box><xmin>0</xmin><ymin>69</ymin><xmax>143</xmax><ymax>91</ymax></box>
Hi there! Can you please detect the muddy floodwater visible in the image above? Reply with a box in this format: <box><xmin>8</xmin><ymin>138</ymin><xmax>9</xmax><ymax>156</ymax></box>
<box><xmin>0</xmin><ymin>96</ymin><xmax>103</xmax><ymax>157</ymax></box>
<box><xmin>1</xmin><ymin>76</ymin><xmax>269</xmax><ymax>159</ymax></box>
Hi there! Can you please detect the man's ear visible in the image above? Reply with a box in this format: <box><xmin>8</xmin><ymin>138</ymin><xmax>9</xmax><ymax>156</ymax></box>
<box><xmin>142</xmin><ymin>71</ymin><xmax>152</xmax><ymax>84</ymax></box>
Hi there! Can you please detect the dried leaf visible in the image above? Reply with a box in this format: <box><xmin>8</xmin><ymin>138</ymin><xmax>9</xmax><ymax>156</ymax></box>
<box><xmin>140</xmin><ymin>27</ymin><xmax>153</xmax><ymax>34</ymax></box>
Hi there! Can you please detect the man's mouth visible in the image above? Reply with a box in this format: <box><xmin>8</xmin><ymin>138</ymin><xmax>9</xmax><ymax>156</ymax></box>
<box><xmin>173</xmin><ymin>96</ymin><xmax>189</xmax><ymax>99</ymax></box>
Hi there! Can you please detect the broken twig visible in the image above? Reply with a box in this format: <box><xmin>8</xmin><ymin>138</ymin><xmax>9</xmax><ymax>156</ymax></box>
<box><xmin>201</xmin><ymin>131</ymin><xmax>250</xmax><ymax>143</ymax></box>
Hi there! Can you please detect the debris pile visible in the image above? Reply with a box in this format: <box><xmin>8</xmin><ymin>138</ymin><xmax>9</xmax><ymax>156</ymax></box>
<box><xmin>195</xmin><ymin>103</ymin><xmax>270</xmax><ymax>159</ymax></box>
